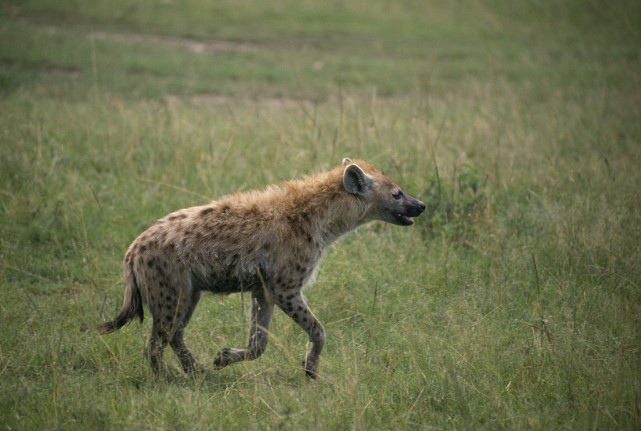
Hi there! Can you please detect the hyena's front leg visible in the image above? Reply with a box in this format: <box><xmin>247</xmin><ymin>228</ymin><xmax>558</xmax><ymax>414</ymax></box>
<box><xmin>277</xmin><ymin>293</ymin><xmax>326</xmax><ymax>378</ymax></box>
<box><xmin>214</xmin><ymin>289</ymin><xmax>274</xmax><ymax>368</ymax></box>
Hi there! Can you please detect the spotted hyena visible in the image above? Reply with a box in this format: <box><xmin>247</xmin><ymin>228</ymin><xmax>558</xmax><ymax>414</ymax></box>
<box><xmin>98</xmin><ymin>158</ymin><xmax>425</xmax><ymax>378</ymax></box>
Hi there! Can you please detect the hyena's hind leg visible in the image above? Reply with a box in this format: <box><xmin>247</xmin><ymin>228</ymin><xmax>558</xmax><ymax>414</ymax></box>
<box><xmin>145</xmin><ymin>281</ymin><xmax>201</xmax><ymax>374</ymax></box>
<box><xmin>145</xmin><ymin>316</ymin><xmax>170</xmax><ymax>374</ymax></box>
<box><xmin>169</xmin><ymin>289</ymin><xmax>202</xmax><ymax>373</ymax></box>
<box><xmin>214</xmin><ymin>289</ymin><xmax>274</xmax><ymax>368</ymax></box>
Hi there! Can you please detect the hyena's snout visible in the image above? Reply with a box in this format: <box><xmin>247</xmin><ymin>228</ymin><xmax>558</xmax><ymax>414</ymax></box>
<box><xmin>389</xmin><ymin>194</ymin><xmax>425</xmax><ymax>226</ymax></box>
<box><xmin>407</xmin><ymin>196</ymin><xmax>426</xmax><ymax>217</ymax></box>
<box><xmin>401</xmin><ymin>195</ymin><xmax>426</xmax><ymax>225</ymax></box>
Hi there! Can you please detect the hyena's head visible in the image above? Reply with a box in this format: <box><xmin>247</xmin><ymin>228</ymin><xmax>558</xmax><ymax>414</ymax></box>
<box><xmin>342</xmin><ymin>158</ymin><xmax>425</xmax><ymax>226</ymax></box>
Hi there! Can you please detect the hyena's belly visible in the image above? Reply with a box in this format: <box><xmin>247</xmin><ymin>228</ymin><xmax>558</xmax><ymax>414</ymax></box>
<box><xmin>189</xmin><ymin>266</ymin><xmax>265</xmax><ymax>295</ymax></box>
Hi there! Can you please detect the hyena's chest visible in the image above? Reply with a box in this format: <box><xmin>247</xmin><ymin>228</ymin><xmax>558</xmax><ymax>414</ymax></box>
<box><xmin>266</xmin><ymin>245</ymin><xmax>324</xmax><ymax>292</ymax></box>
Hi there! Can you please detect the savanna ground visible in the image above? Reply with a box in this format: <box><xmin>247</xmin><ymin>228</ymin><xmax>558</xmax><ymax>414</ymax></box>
<box><xmin>1</xmin><ymin>1</ymin><xmax>640</xmax><ymax>429</ymax></box>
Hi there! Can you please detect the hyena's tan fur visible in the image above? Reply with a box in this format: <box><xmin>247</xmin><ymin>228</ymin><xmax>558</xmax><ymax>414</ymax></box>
<box><xmin>98</xmin><ymin>158</ymin><xmax>424</xmax><ymax>377</ymax></box>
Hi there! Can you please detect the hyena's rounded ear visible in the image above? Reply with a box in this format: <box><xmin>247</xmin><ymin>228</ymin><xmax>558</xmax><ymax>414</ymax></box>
<box><xmin>343</xmin><ymin>163</ymin><xmax>372</xmax><ymax>195</ymax></box>
<box><xmin>342</xmin><ymin>157</ymin><xmax>352</xmax><ymax>166</ymax></box>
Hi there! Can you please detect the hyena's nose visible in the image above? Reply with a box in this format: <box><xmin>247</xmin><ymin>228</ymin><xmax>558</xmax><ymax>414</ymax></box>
<box><xmin>410</xmin><ymin>198</ymin><xmax>426</xmax><ymax>217</ymax></box>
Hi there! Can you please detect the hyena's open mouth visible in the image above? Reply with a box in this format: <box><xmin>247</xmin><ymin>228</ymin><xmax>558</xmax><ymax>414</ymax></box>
<box><xmin>394</xmin><ymin>213</ymin><xmax>414</xmax><ymax>225</ymax></box>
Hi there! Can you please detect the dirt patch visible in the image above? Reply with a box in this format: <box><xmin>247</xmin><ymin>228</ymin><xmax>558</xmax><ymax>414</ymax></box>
<box><xmin>89</xmin><ymin>31</ymin><xmax>256</xmax><ymax>54</ymax></box>
<box><xmin>164</xmin><ymin>93</ymin><xmax>314</xmax><ymax>108</ymax></box>
<box><xmin>0</xmin><ymin>57</ymin><xmax>81</xmax><ymax>78</ymax></box>
<box><xmin>46</xmin><ymin>66</ymin><xmax>81</xmax><ymax>78</ymax></box>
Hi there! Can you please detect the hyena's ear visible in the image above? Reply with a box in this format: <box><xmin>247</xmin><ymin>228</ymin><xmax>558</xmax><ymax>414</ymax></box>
<box><xmin>342</xmin><ymin>157</ymin><xmax>352</xmax><ymax>166</ymax></box>
<box><xmin>343</xmin><ymin>163</ymin><xmax>372</xmax><ymax>195</ymax></box>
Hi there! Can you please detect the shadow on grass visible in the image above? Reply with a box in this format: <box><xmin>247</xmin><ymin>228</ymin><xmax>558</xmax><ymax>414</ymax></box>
<box><xmin>115</xmin><ymin>362</ymin><xmax>309</xmax><ymax>392</ymax></box>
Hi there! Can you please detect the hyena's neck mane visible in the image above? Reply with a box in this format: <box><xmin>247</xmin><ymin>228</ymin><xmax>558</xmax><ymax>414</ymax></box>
<box><xmin>275</xmin><ymin>165</ymin><xmax>369</xmax><ymax>245</ymax></box>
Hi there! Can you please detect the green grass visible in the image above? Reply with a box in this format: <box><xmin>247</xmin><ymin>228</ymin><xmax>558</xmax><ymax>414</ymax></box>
<box><xmin>1</xmin><ymin>0</ymin><xmax>640</xmax><ymax>429</ymax></box>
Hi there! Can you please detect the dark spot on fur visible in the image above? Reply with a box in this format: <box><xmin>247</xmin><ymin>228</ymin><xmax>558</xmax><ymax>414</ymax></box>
<box><xmin>292</xmin><ymin>313</ymin><xmax>298</xmax><ymax>319</ymax></box>
<box><xmin>147</xmin><ymin>258</ymin><xmax>154</xmax><ymax>268</ymax></box>
<box><xmin>139</xmin><ymin>244</ymin><xmax>147</xmax><ymax>252</ymax></box>
<box><xmin>263</xmin><ymin>243</ymin><xmax>271</xmax><ymax>251</ymax></box>
<box><xmin>200</xmin><ymin>207</ymin><xmax>214</xmax><ymax>216</ymax></box>
<box><xmin>306</xmin><ymin>235</ymin><xmax>313</xmax><ymax>243</ymax></box>
<box><xmin>192</xmin><ymin>231</ymin><xmax>204</xmax><ymax>243</ymax></box>
<box><xmin>168</xmin><ymin>214</ymin><xmax>187</xmax><ymax>221</ymax></box>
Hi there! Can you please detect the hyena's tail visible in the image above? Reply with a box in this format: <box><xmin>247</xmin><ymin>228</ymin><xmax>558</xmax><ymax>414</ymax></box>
<box><xmin>97</xmin><ymin>260</ymin><xmax>144</xmax><ymax>334</ymax></box>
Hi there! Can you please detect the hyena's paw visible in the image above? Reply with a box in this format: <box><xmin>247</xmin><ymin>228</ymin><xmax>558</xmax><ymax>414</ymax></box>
<box><xmin>214</xmin><ymin>347</ymin><xmax>244</xmax><ymax>368</ymax></box>
<box><xmin>184</xmin><ymin>361</ymin><xmax>205</xmax><ymax>375</ymax></box>
<box><xmin>302</xmin><ymin>356</ymin><xmax>320</xmax><ymax>379</ymax></box>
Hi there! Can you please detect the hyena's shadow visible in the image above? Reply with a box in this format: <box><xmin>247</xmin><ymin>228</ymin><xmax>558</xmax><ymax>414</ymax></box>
<box><xmin>123</xmin><ymin>363</ymin><xmax>307</xmax><ymax>390</ymax></box>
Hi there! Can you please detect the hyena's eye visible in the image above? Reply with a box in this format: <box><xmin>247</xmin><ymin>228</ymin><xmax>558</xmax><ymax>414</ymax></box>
<box><xmin>392</xmin><ymin>190</ymin><xmax>403</xmax><ymax>200</ymax></box>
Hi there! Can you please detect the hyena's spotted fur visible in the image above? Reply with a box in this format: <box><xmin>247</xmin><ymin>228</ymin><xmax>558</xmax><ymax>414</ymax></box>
<box><xmin>98</xmin><ymin>158</ymin><xmax>425</xmax><ymax>377</ymax></box>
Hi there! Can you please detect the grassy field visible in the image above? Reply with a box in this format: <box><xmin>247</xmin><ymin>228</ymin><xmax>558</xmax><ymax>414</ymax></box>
<box><xmin>1</xmin><ymin>0</ymin><xmax>640</xmax><ymax>429</ymax></box>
